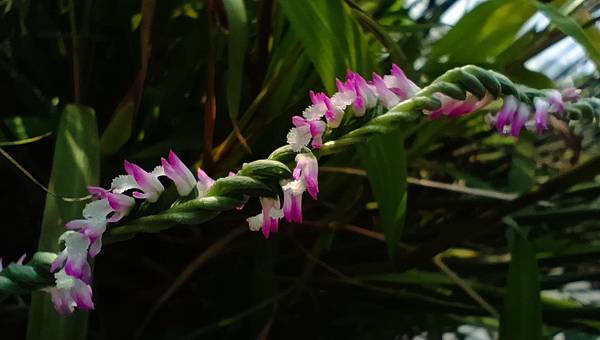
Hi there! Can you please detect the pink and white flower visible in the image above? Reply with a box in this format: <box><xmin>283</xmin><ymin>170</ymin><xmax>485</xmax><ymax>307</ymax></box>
<box><xmin>293</xmin><ymin>153</ymin><xmax>319</xmax><ymax>200</ymax></box>
<box><xmin>123</xmin><ymin>160</ymin><xmax>165</xmax><ymax>203</ymax></box>
<box><xmin>488</xmin><ymin>95</ymin><xmax>519</xmax><ymax>134</ymax></box>
<box><xmin>161</xmin><ymin>151</ymin><xmax>197</xmax><ymax>196</ymax></box>
<box><xmin>290</xmin><ymin>116</ymin><xmax>327</xmax><ymax>150</ymax></box>
<box><xmin>426</xmin><ymin>93</ymin><xmax>492</xmax><ymax>119</ymax></box>
<box><xmin>372</xmin><ymin>73</ymin><xmax>400</xmax><ymax>109</ymax></box>
<box><xmin>281</xmin><ymin>179</ymin><xmax>305</xmax><ymax>223</ymax></box>
<box><xmin>196</xmin><ymin>168</ymin><xmax>215</xmax><ymax>197</ymax></box>
<box><xmin>51</xmin><ymin>231</ymin><xmax>92</xmax><ymax>283</ymax></box>
<box><xmin>347</xmin><ymin>72</ymin><xmax>377</xmax><ymax>116</ymax></box>
<box><xmin>383</xmin><ymin>64</ymin><xmax>420</xmax><ymax>100</ymax></box>
<box><xmin>545</xmin><ymin>89</ymin><xmax>565</xmax><ymax>115</ymax></box>
<box><xmin>510</xmin><ymin>102</ymin><xmax>531</xmax><ymax>137</ymax></box>
<box><xmin>246</xmin><ymin>197</ymin><xmax>283</xmax><ymax>238</ymax></box>
<box><xmin>561</xmin><ymin>87</ymin><xmax>581</xmax><ymax>102</ymax></box>
<box><xmin>106</xmin><ymin>192</ymin><xmax>135</xmax><ymax>222</ymax></box>
<box><xmin>530</xmin><ymin>97</ymin><xmax>550</xmax><ymax>133</ymax></box>
<box><xmin>48</xmin><ymin>269</ymin><xmax>94</xmax><ymax>315</ymax></box>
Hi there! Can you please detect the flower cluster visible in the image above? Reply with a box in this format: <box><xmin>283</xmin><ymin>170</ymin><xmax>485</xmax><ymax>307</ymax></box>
<box><xmin>48</xmin><ymin>147</ymin><xmax>320</xmax><ymax>314</ymax></box>
<box><xmin>486</xmin><ymin>88</ymin><xmax>581</xmax><ymax>137</ymax></box>
<box><xmin>49</xmin><ymin>151</ymin><xmax>219</xmax><ymax>314</ymax></box>
<box><xmin>286</xmin><ymin>64</ymin><xmax>420</xmax><ymax>152</ymax></box>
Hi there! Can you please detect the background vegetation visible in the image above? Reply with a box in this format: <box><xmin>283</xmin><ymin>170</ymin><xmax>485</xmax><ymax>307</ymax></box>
<box><xmin>1</xmin><ymin>0</ymin><xmax>600</xmax><ymax>339</ymax></box>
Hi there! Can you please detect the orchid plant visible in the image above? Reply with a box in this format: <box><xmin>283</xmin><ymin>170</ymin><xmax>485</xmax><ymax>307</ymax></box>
<box><xmin>1</xmin><ymin>64</ymin><xmax>594</xmax><ymax>316</ymax></box>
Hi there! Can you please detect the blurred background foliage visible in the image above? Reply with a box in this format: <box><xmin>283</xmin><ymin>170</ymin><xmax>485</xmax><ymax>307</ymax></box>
<box><xmin>1</xmin><ymin>0</ymin><xmax>600</xmax><ymax>339</ymax></box>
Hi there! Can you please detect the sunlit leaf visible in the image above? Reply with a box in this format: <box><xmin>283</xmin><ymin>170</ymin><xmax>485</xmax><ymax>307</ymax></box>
<box><xmin>27</xmin><ymin>104</ymin><xmax>100</xmax><ymax>340</ymax></box>
<box><xmin>359</xmin><ymin>130</ymin><xmax>407</xmax><ymax>258</ymax></box>
<box><xmin>500</xmin><ymin>221</ymin><xmax>542</xmax><ymax>340</ymax></box>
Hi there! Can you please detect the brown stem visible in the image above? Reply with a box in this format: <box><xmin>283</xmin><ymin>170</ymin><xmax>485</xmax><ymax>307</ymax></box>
<box><xmin>203</xmin><ymin>0</ymin><xmax>217</xmax><ymax>172</ymax></box>
<box><xmin>68</xmin><ymin>0</ymin><xmax>81</xmax><ymax>104</ymax></box>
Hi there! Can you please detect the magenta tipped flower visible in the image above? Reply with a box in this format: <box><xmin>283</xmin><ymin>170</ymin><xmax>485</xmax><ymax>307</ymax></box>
<box><xmin>196</xmin><ymin>168</ymin><xmax>215</xmax><ymax>197</ymax></box>
<box><xmin>532</xmin><ymin>97</ymin><xmax>550</xmax><ymax>133</ymax></box>
<box><xmin>383</xmin><ymin>64</ymin><xmax>420</xmax><ymax>100</ymax></box>
<box><xmin>161</xmin><ymin>151</ymin><xmax>197</xmax><ymax>196</ymax></box>
<box><xmin>106</xmin><ymin>192</ymin><xmax>135</xmax><ymax>222</ymax></box>
<box><xmin>281</xmin><ymin>179</ymin><xmax>305</xmax><ymax>223</ymax></box>
<box><xmin>293</xmin><ymin>153</ymin><xmax>319</xmax><ymax>200</ymax></box>
<box><xmin>561</xmin><ymin>87</ymin><xmax>581</xmax><ymax>102</ymax></box>
<box><xmin>307</xmin><ymin>91</ymin><xmax>329</xmax><ymax>118</ymax></box>
<box><xmin>65</xmin><ymin>218</ymin><xmax>107</xmax><ymax>258</ymax></box>
<box><xmin>372</xmin><ymin>73</ymin><xmax>400</xmax><ymax>109</ymax></box>
<box><xmin>545</xmin><ymin>89</ymin><xmax>565</xmax><ymax>115</ymax></box>
<box><xmin>88</xmin><ymin>186</ymin><xmax>109</xmax><ymax>199</ymax></box>
<box><xmin>123</xmin><ymin>160</ymin><xmax>165</xmax><ymax>202</ymax></box>
<box><xmin>510</xmin><ymin>103</ymin><xmax>531</xmax><ymax>137</ymax></box>
<box><xmin>427</xmin><ymin>94</ymin><xmax>492</xmax><ymax>119</ymax></box>
<box><xmin>491</xmin><ymin>95</ymin><xmax>519</xmax><ymax>133</ymax></box>
<box><xmin>290</xmin><ymin>116</ymin><xmax>327</xmax><ymax>150</ymax></box>
<box><xmin>51</xmin><ymin>231</ymin><xmax>92</xmax><ymax>283</ymax></box>
<box><xmin>348</xmin><ymin>71</ymin><xmax>377</xmax><ymax>116</ymax></box>
<box><xmin>246</xmin><ymin>197</ymin><xmax>283</xmax><ymax>238</ymax></box>
<box><xmin>49</xmin><ymin>269</ymin><xmax>94</xmax><ymax>315</ymax></box>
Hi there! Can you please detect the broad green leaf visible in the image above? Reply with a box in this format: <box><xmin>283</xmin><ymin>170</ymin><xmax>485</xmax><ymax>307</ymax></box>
<box><xmin>499</xmin><ymin>223</ymin><xmax>542</xmax><ymax>340</ymax></box>
<box><xmin>358</xmin><ymin>130</ymin><xmax>407</xmax><ymax>258</ymax></box>
<box><xmin>0</xmin><ymin>116</ymin><xmax>55</xmax><ymax>146</ymax></box>
<box><xmin>431</xmin><ymin>0</ymin><xmax>535</xmax><ymax>65</ymax></box>
<box><xmin>534</xmin><ymin>1</ymin><xmax>600</xmax><ymax>68</ymax></box>
<box><xmin>279</xmin><ymin>0</ymin><xmax>372</xmax><ymax>92</ymax></box>
<box><xmin>27</xmin><ymin>104</ymin><xmax>100</xmax><ymax>340</ymax></box>
<box><xmin>223</xmin><ymin>0</ymin><xmax>248</xmax><ymax>123</ymax></box>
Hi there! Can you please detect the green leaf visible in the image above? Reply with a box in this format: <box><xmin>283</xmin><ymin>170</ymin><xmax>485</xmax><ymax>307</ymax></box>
<box><xmin>0</xmin><ymin>116</ymin><xmax>55</xmax><ymax>146</ymax></box>
<box><xmin>431</xmin><ymin>0</ymin><xmax>535</xmax><ymax>64</ymax></box>
<box><xmin>534</xmin><ymin>1</ymin><xmax>600</xmax><ymax>68</ymax></box>
<box><xmin>508</xmin><ymin>137</ymin><xmax>536</xmax><ymax>194</ymax></box>
<box><xmin>100</xmin><ymin>100</ymin><xmax>135</xmax><ymax>155</ymax></box>
<box><xmin>223</xmin><ymin>0</ymin><xmax>248</xmax><ymax>124</ymax></box>
<box><xmin>499</xmin><ymin>222</ymin><xmax>542</xmax><ymax>340</ymax></box>
<box><xmin>27</xmin><ymin>104</ymin><xmax>100</xmax><ymax>340</ymax></box>
<box><xmin>279</xmin><ymin>0</ymin><xmax>372</xmax><ymax>92</ymax></box>
<box><xmin>358</xmin><ymin>130</ymin><xmax>407</xmax><ymax>258</ymax></box>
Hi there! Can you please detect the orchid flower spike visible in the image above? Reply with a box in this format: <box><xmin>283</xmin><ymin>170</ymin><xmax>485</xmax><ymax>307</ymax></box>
<box><xmin>123</xmin><ymin>160</ymin><xmax>165</xmax><ymax>202</ymax></box>
<box><xmin>246</xmin><ymin>197</ymin><xmax>283</xmax><ymax>238</ymax></box>
<box><xmin>293</xmin><ymin>153</ymin><xmax>319</xmax><ymax>200</ymax></box>
<box><xmin>51</xmin><ymin>231</ymin><xmax>92</xmax><ymax>283</ymax></box>
<box><xmin>161</xmin><ymin>151</ymin><xmax>197</xmax><ymax>196</ymax></box>
<box><xmin>48</xmin><ymin>269</ymin><xmax>94</xmax><ymax>315</ymax></box>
